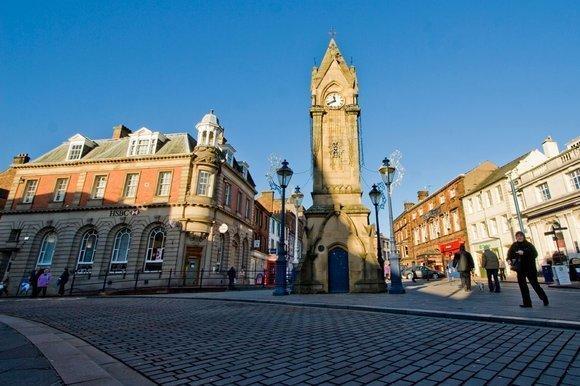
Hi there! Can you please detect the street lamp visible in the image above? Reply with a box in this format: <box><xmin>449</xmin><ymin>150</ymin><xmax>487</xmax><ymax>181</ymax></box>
<box><xmin>273</xmin><ymin>159</ymin><xmax>293</xmax><ymax>296</ymax></box>
<box><xmin>379</xmin><ymin>157</ymin><xmax>406</xmax><ymax>294</ymax></box>
<box><xmin>368</xmin><ymin>184</ymin><xmax>385</xmax><ymax>275</ymax></box>
<box><xmin>291</xmin><ymin>186</ymin><xmax>304</xmax><ymax>266</ymax></box>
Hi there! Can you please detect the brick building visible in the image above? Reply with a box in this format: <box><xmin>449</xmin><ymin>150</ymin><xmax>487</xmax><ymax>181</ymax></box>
<box><xmin>0</xmin><ymin>111</ymin><xmax>257</xmax><ymax>294</ymax></box>
<box><xmin>394</xmin><ymin>161</ymin><xmax>497</xmax><ymax>271</ymax></box>
<box><xmin>257</xmin><ymin>190</ymin><xmax>306</xmax><ymax>278</ymax></box>
<box><xmin>249</xmin><ymin>199</ymin><xmax>271</xmax><ymax>284</ymax></box>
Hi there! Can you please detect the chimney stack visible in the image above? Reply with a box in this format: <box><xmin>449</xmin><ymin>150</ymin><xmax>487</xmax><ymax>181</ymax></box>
<box><xmin>112</xmin><ymin>125</ymin><xmax>132</xmax><ymax>140</ymax></box>
<box><xmin>417</xmin><ymin>190</ymin><xmax>429</xmax><ymax>202</ymax></box>
<box><xmin>12</xmin><ymin>153</ymin><xmax>30</xmax><ymax>165</ymax></box>
<box><xmin>542</xmin><ymin>136</ymin><xmax>560</xmax><ymax>158</ymax></box>
<box><xmin>403</xmin><ymin>201</ymin><xmax>415</xmax><ymax>212</ymax></box>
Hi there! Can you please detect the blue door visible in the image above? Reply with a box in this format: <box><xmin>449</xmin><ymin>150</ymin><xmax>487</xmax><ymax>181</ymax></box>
<box><xmin>328</xmin><ymin>247</ymin><xmax>349</xmax><ymax>293</ymax></box>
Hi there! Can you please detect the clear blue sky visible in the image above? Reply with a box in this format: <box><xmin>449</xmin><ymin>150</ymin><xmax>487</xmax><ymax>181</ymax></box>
<box><xmin>1</xmin><ymin>1</ymin><xmax>579</xmax><ymax>217</ymax></box>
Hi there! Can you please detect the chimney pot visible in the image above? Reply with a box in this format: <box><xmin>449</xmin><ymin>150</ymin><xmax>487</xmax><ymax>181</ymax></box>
<box><xmin>112</xmin><ymin>125</ymin><xmax>132</xmax><ymax>140</ymax></box>
<box><xmin>12</xmin><ymin>153</ymin><xmax>30</xmax><ymax>165</ymax></box>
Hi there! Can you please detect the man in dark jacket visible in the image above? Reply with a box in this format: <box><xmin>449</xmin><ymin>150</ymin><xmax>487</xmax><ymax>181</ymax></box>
<box><xmin>57</xmin><ymin>267</ymin><xmax>70</xmax><ymax>296</ymax></box>
<box><xmin>453</xmin><ymin>245</ymin><xmax>475</xmax><ymax>291</ymax></box>
<box><xmin>507</xmin><ymin>231</ymin><xmax>548</xmax><ymax>308</ymax></box>
<box><xmin>482</xmin><ymin>247</ymin><xmax>501</xmax><ymax>293</ymax></box>
<box><xmin>227</xmin><ymin>267</ymin><xmax>237</xmax><ymax>290</ymax></box>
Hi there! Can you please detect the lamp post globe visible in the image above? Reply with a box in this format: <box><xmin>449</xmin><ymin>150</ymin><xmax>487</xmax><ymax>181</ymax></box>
<box><xmin>378</xmin><ymin>158</ymin><xmax>405</xmax><ymax>294</ymax></box>
<box><xmin>368</xmin><ymin>184</ymin><xmax>385</xmax><ymax>278</ymax></box>
<box><xmin>273</xmin><ymin>160</ymin><xmax>293</xmax><ymax>296</ymax></box>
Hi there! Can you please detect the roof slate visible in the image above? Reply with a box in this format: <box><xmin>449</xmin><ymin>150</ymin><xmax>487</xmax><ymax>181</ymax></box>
<box><xmin>469</xmin><ymin>153</ymin><xmax>529</xmax><ymax>193</ymax></box>
<box><xmin>30</xmin><ymin>133</ymin><xmax>194</xmax><ymax>164</ymax></box>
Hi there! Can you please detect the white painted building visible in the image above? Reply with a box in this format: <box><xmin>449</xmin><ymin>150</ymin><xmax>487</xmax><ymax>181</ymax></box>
<box><xmin>518</xmin><ymin>137</ymin><xmax>580</xmax><ymax>266</ymax></box>
<box><xmin>462</xmin><ymin>144</ymin><xmax>549</xmax><ymax>276</ymax></box>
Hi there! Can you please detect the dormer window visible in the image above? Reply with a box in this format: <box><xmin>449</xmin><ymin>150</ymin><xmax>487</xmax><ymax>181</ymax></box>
<box><xmin>66</xmin><ymin>134</ymin><xmax>97</xmax><ymax>161</ymax></box>
<box><xmin>126</xmin><ymin>127</ymin><xmax>167</xmax><ymax>157</ymax></box>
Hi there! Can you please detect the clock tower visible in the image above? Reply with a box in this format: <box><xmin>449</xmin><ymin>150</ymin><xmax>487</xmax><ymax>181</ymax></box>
<box><xmin>296</xmin><ymin>39</ymin><xmax>384</xmax><ymax>293</ymax></box>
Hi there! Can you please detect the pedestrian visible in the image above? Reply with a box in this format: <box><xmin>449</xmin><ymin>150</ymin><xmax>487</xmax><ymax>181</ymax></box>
<box><xmin>507</xmin><ymin>231</ymin><xmax>549</xmax><ymax>308</ymax></box>
<box><xmin>411</xmin><ymin>266</ymin><xmax>417</xmax><ymax>283</ymax></box>
<box><xmin>227</xmin><ymin>266</ymin><xmax>236</xmax><ymax>290</ymax></box>
<box><xmin>57</xmin><ymin>267</ymin><xmax>70</xmax><ymax>296</ymax></box>
<box><xmin>37</xmin><ymin>268</ymin><xmax>51</xmax><ymax>297</ymax></box>
<box><xmin>498</xmin><ymin>257</ymin><xmax>507</xmax><ymax>281</ymax></box>
<box><xmin>453</xmin><ymin>245</ymin><xmax>475</xmax><ymax>291</ymax></box>
<box><xmin>447</xmin><ymin>257</ymin><xmax>456</xmax><ymax>283</ymax></box>
<box><xmin>384</xmin><ymin>263</ymin><xmax>391</xmax><ymax>282</ymax></box>
<box><xmin>482</xmin><ymin>246</ymin><xmax>501</xmax><ymax>293</ymax></box>
<box><xmin>30</xmin><ymin>268</ymin><xmax>42</xmax><ymax>297</ymax></box>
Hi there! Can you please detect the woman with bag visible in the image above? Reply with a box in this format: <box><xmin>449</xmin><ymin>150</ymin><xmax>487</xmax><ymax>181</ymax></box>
<box><xmin>507</xmin><ymin>231</ymin><xmax>549</xmax><ymax>308</ymax></box>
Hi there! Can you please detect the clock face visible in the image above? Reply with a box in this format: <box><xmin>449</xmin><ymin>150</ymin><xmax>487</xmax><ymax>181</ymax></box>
<box><xmin>325</xmin><ymin>92</ymin><xmax>345</xmax><ymax>109</ymax></box>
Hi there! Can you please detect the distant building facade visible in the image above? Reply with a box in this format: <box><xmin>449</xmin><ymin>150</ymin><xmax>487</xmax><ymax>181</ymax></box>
<box><xmin>518</xmin><ymin>137</ymin><xmax>580</xmax><ymax>265</ymax></box>
<box><xmin>394</xmin><ymin>162</ymin><xmax>497</xmax><ymax>271</ymax></box>
<box><xmin>462</xmin><ymin>145</ymin><xmax>548</xmax><ymax>276</ymax></box>
<box><xmin>0</xmin><ymin>111</ymin><xmax>256</xmax><ymax>295</ymax></box>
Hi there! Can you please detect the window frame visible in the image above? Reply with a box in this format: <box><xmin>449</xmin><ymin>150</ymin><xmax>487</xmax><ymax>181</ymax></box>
<box><xmin>110</xmin><ymin>228</ymin><xmax>131</xmax><ymax>273</ymax></box>
<box><xmin>37</xmin><ymin>232</ymin><xmax>57</xmax><ymax>267</ymax></box>
<box><xmin>123</xmin><ymin>173</ymin><xmax>140</xmax><ymax>198</ymax></box>
<box><xmin>76</xmin><ymin>229</ymin><xmax>98</xmax><ymax>273</ymax></box>
<box><xmin>53</xmin><ymin>177</ymin><xmax>69</xmax><ymax>202</ymax></box>
<box><xmin>22</xmin><ymin>179</ymin><xmax>38</xmax><ymax>204</ymax></box>
<box><xmin>569</xmin><ymin>169</ymin><xmax>580</xmax><ymax>191</ymax></box>
<box><xmin>537</xmin><ymin>182</ymin><xmax>551</xmax><ymax>202</ymax></box>
<box><xmin>66</xmin><ymin>142</ymin><xmax>84</xmax><ymax>161</ymax></box>
<box><xmin>223</xmin><ymin>180</ymin><xmax>232</xmax><ymax>206</ymax></box>
<box><xmin>156</xmin><ymin>171</ymin><xmax>173</xmax><ymax>197</ymax></box>
<box><xmin>144</xmin><ymin>227</ymin><xmax>166</xmax><ymax>272</ymax></box>
<box><xmin>196</xmin><ymin>170</ymin><xmax>211</xmax><ymax>196</ymax></box>
<box><xmin>91</xmin><ymin>175</ymin><xmax>108</xmax><ymax>199</ymax></box>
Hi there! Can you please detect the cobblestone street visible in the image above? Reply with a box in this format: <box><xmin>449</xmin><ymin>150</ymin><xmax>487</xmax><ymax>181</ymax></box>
<box><xmin>0</xmin><ymin>297</ymin><xmax>578</xmax><ymax>385</ymax></box>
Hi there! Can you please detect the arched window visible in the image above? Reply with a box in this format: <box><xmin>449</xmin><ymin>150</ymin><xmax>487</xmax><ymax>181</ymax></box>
<box><xmin>202</xmin><ymin>131</ymin><xmax>208</xmax><ymax>145</ymax></box>
<box><xmin>77</xmin><ymin>229</ymin><xmax>98</xmax><ymax>273</ymax></box>
<box><xmin>110</xmin><ymin>228</ymin><xmax>131</xmax><ymax>272</ymax></box>
<box><xmin>208</xmin><ymin>131</ymin><xmax>214</xmax><ymax>146</ymax></box>
<box><xmin>37</xmin><ymin>232</ymin><xmax>57</xmax><ymax>267</ymax></box>
<box><xmin>144</xmin><ymin>227</ymin><xmax>165</xmax><ymax>272</ymax></box>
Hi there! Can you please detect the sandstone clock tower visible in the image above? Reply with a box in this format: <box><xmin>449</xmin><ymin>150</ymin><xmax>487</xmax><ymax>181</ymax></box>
<box><xmin>296</xmin><ymin>39</ymin><xmax>384</xmax><ymax>293</ymax></box>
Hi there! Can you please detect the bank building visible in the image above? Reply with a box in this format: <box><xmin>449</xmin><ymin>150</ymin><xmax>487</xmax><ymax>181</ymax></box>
<box><xmin>0</xmin><ymin>111</ymin><xmax>257</xmax><ymax>294</ymax></box>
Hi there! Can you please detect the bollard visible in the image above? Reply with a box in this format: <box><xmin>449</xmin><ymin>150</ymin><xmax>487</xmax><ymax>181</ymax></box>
<box><xmin>134</xmin><ymin>270</ymin><xmax>140</xmax><ymax>290</ymax></box>
<box><xmin>69</xmin><ymin>270</ymin><xmax>77</xmax><ymax>296</ymax></box>
<box><xmin>167</xmin><ymin>269</ymin><xmax>172</xmax><ymax>290</ymax></box>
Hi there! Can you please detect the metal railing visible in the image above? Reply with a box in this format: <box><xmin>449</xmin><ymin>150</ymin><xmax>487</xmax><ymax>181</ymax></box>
<box><xmin>12</xmin><ymin>268</ymin><xmax>286</xmax><ymax>297</ymax></box>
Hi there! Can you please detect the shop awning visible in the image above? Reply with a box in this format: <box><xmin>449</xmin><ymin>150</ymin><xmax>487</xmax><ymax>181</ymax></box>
<box><xmin>439</xmin><ymin>240</ymin><xmax>463</xmax><ymax>255</ymax></box>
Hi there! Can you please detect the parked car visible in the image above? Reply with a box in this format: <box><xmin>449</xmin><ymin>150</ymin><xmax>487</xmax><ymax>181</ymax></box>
<box><xmin>401</xmin><ymin>266</ymin><xmax>444</xmax><ymax>280</ymax></box>
<box><xmin>569</xmin><ymin>258</ymin><xmax>580</xmax><ymax>281</ymax></box>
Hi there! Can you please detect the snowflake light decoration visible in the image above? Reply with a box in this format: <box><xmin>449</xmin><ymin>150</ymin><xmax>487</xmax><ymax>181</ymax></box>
<box><xmin>389</xmin><ymin>149</ymin><xmax>405</xmax><ymax>191</ymax></box>
<box><xmin>265</xmin><ymin>154</ymin><xmax>283</xmax><ymax>194</ymax></box>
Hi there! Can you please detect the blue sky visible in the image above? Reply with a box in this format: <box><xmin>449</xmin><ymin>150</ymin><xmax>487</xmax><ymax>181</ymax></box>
<box><xmin>1</xmin><ymin>1</ymin><xmax>579</xmax><ymax>217</ymax></box>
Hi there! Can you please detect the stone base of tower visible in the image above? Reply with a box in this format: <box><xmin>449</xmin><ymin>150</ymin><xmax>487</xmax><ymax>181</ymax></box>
<box><xmin>295</xmin><ymin>205</ymin><xmax>385</xmax><ymax>294</ymax></box>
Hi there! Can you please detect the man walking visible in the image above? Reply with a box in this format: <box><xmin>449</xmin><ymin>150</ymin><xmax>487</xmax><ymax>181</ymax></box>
<box><xmin>482</xmin><ymin>247</ymin><xmax>500</xmax><ymax>293</ymax></box>
<box><xmin>453</xmin><ymin>245</ymin><xmax>475</xmax><ymax>291</ymax></box>
<box><xmin>508</xmin><ymin>231</ymin><xmax>549</xmax><ymax>308</ymax></box>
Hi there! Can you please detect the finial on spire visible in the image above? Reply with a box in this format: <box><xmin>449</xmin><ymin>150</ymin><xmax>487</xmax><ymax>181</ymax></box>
<box><xmin>328</xmin><ymin>27</ymin><xmax>337</xmax><ymax>40</ymax></box>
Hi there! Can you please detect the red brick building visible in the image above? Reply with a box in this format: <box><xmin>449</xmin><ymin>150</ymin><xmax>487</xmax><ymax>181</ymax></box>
<box><xmin>0</xmin><ymin>111</ymin><xmax>257</xmax><ymax>294</ymax></box>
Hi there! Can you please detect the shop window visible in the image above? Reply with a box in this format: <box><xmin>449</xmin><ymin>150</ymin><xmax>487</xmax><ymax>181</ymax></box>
<box><xmin>110</xmin><ymin>228</ymin><xmax>131</xmax><ymax>272</ymax></box>
<box><xmin>76</xmin><ymin>229</ymin><xmax>98</xmax><ymax>273</ymax></box>
<box><xmin>37</xmin><ymin>232</ymin><xmax>57</xmax><ymax>267</ymax></box>
<box><xmin>144</xmin><ymin>227</ymin><xmax>166</xmax><ymax>272</ymax></box>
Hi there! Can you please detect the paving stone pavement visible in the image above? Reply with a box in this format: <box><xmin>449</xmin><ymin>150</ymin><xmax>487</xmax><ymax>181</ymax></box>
<box><xmin>0</xmin><ymin>297</ymin><xmax>579</xmax><ymax>385</ymax></box>
<box><xmin>0</xmin><ymin>322</ymin><xmax>62</xmax><ymax>385</ymax></box>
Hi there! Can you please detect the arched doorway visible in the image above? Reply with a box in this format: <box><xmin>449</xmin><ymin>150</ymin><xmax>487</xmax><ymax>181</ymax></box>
<box><xmin>328</xmin><ymin>247</ymin><xmax>349</xmax><ymax>293</ymax></box>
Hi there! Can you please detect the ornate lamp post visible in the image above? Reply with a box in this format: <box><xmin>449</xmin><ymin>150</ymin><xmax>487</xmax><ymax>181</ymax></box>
<box><xmin>368</xmin><ymin>184</ymin><xmax>385</xmax><ymax>275</ymax></box>
<box><xmin>379</xmin><ymin>158</ymin><xmax>406</xmax><ymax>294</ymax></box>
<box><xmin>273</xmin><ymin>160</ymin><xmax>293</xmax><ymax>296</ymax></box>
<box><xmin>291</xmin><ymin>186</ymin><xmax>304</xmax><ymax>266</ymax></box>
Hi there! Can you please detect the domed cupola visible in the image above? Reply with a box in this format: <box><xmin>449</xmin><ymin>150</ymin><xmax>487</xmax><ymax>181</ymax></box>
<box><xmin>195</xmin><ymin>109</ymin><xmax>224</xmax><ymax>147</ymax></box>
